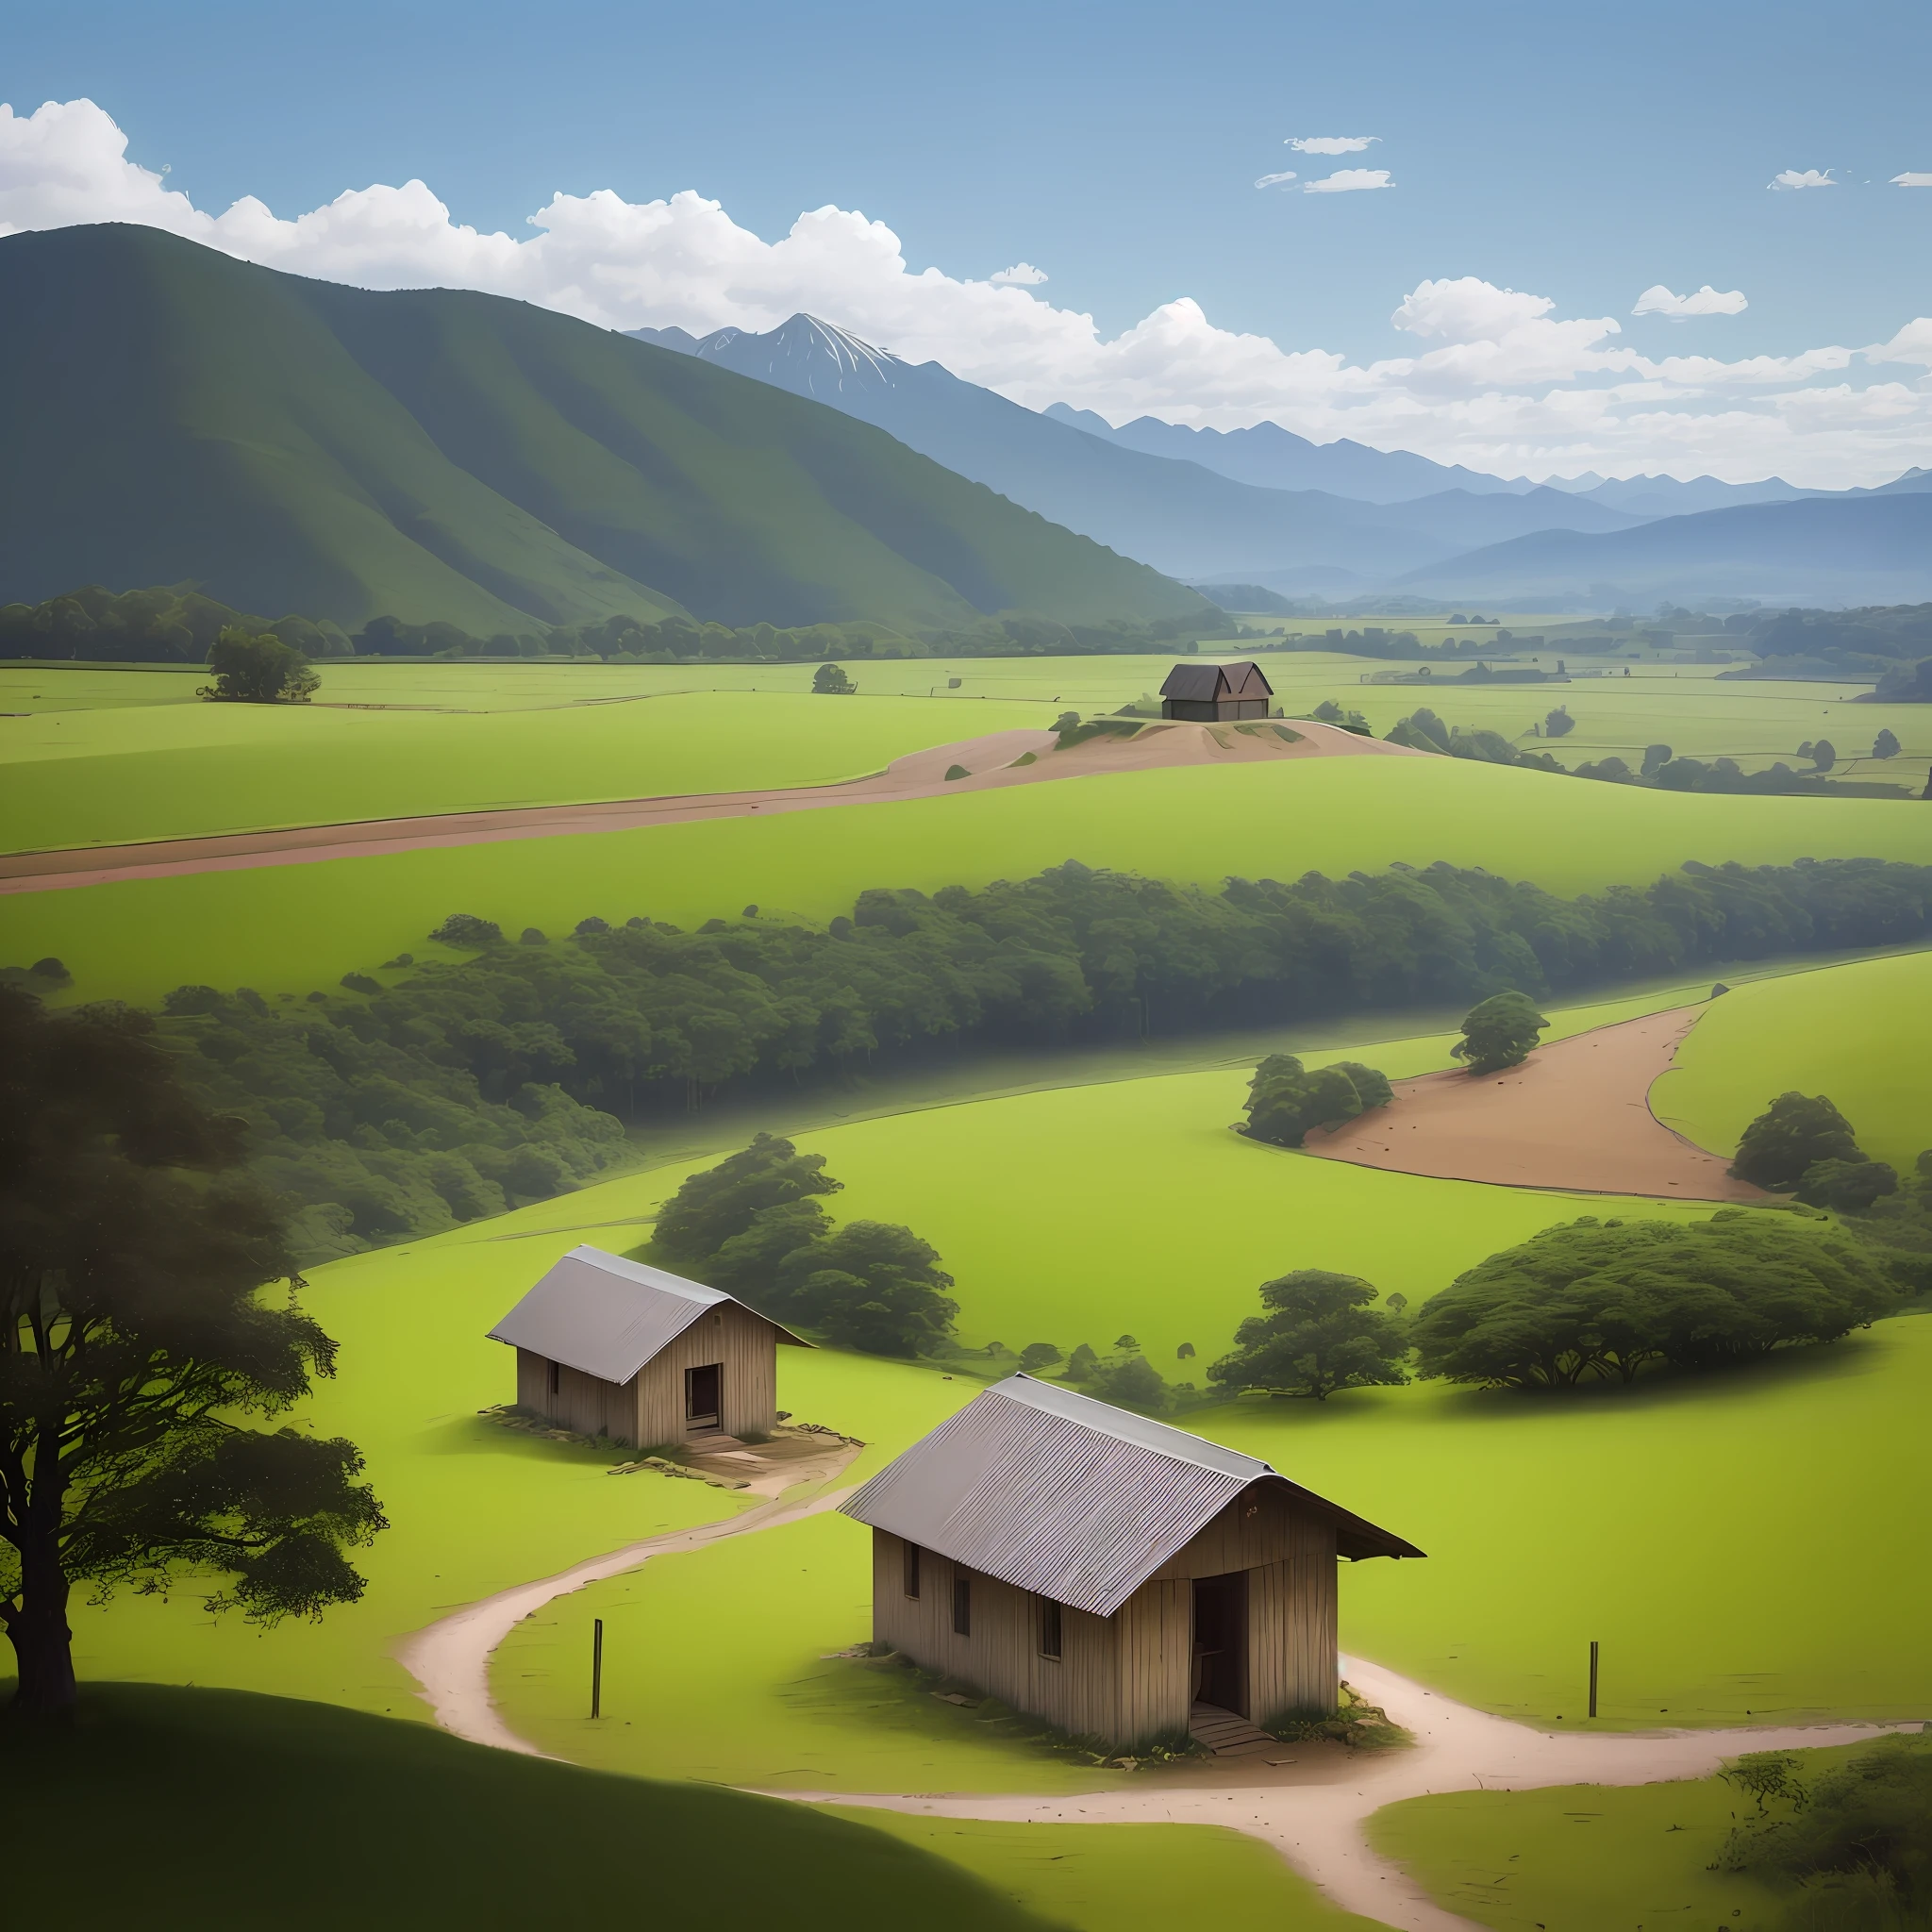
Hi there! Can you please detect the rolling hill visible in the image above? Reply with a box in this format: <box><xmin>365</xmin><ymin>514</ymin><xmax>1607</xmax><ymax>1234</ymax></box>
<box><xmin>632</xmin><ymin>314</ymin><xmax>1647</xmax><ymax>583</ymax></box>
<box><xmin>0</xmin><ymin>225</ymin><xmax>1207</xmax><ymax>635</ymax></box>
<box><xmin>1398</xmin><ymin>491</ymin><xmax>1932</xmax><ymax>604</ymax></box>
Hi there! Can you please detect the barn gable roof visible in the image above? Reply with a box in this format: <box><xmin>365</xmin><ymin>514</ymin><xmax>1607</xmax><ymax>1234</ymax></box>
<box><xmin>1158</xmin><ymin>659</ymin><xmax>1275</xmax><ymax>703</ymax></box>
<box><xmin>841</xmin><ymin>1374</ymin><xmax>1420</xmax><ymax>1617</ymax></box>
<box><xmin>488</xmin><ymin>1244</ymin><xmax>810</xmax><ymax>1384</ymax></box>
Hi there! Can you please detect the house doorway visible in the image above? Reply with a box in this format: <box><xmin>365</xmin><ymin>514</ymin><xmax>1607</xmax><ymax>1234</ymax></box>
<box><xmin>684</xmin><ymin>1362</ymin><xmax>722</xmax><ymax>1432</ymax></box>
<box><xmin>1191</xmin><ymin>1572</ymin><xmax>1248</xmax><ymax>1714</ymax></box>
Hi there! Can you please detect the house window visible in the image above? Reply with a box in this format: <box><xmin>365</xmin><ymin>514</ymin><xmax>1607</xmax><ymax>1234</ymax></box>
<box><xmin>546</xmin><ymin>1359</ymin><xmax>560</xmax><ymax>1398</ymax></box>
<box><xmin>903</xmin><ymin>1541</ymin><xmax>921</xmax><ymax>1600</ymax></box>
<box><xmin>1038</xmin><ymin>1596</ymin><xmax>1062</xmax><ymax>1660</ymax></box>
<box><xmin>952</xmin><ymin>1572</ymin><xmax>972</xmax><ymax>1638</ymax></box>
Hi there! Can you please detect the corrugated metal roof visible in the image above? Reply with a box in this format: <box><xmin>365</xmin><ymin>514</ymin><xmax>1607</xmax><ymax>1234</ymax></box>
<box><xmin>1158</xmin><ymin>659</ymin><xmax>1274</xmax><ymax>704</ymax></box>
<box><xmin>487</xmin><ymin>1245</ymin><xmax>810</xmax><ymax>1384</ymax></box>
<box><xmin>841</xmin><ymin>1374</ymin><xmax>1420</xmax><ymax>1616</ymax></box>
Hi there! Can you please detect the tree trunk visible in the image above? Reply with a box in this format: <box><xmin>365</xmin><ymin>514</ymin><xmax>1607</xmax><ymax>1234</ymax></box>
<box><xmin>5</xmin><ymin>1550</ymin><xmax>77</xmax><ymax>1715</ymax></box>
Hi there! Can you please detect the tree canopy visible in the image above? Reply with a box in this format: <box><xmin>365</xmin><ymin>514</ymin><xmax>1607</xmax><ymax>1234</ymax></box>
<box><xmin>1451</xmin><ymin>991</ymin><xmax>1548</xmax><ymax>1075</ymax></box>
<box><xmin>1731</xmin><ymin>1092</ymin><xmax>1866</xmax><ymax>1190</ymax></box>
<box><xmin>1410</xmin><ymin>1213</ymin><xmax>1899</xmax><ymax>1391</ymax></box>
<box><xmin>1208</xmin><ymin>1272</ymin><xmax>1409</xmax><ymax>1402</ymax></box>
<box><xmin>0</xmin><ymin>989</ymin><xmax>384</xmax><ymax>1713</ymax></box>
<box><xmin>1241</xmin><ymin>1054</ymin><xmax>1392</xmax><ymax>1148</ymax></box>
<box><xmin>197</xmin><ymin>628</ymin><xmax>321</xmax><ymax>704</ymax></box>
<box><xmin>648</xmin><ymin>1136</ymin><xmax>955</xmax><ymax>1357</ymax></box>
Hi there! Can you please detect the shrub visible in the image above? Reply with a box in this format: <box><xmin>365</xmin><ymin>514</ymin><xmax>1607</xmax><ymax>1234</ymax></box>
<box><xmin>1411</xmin><ymin>1213</ymin><xmax>1900</xmax><ymax>1391</ymax></box>
<box><xmin>1795</xmin><ymin>1157</ymin><xmax>1899</xmax><ymax>1211</ymax></box>
<box><xmin>1732</xmin><ymin>1092</ymin><xmax>1865</xmax><ymax>1189</ymax></box>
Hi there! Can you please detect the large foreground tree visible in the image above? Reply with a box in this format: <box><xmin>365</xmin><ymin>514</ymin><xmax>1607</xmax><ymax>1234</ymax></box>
<box><xmin>0</xmin><ymin>990</ymin><xmax>384</xmax><ymax>1715</ymax></box>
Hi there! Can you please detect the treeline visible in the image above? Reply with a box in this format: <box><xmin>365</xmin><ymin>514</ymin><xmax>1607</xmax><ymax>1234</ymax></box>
<box><xmin>53</xmin><ymin>852</ymin><xmax>1931</xmax><ymax>1265</ymax></box>
<box><xmin>0</xmin><ymin>582</ymin><xmax>1230</xmax><ymax>667</ymax></box>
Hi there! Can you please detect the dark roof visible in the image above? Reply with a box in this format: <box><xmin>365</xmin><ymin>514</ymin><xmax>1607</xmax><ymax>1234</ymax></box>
<box><xmin>488</xmin><ymin>1244</ymin><xmax>810</xmax><ymax>1383</ymax></box>
<box><xmin>1158</xmin><ymin>659</ymin><xmax>1274</xmax><ymax>702</ymax></box>
<box><xmin>841</xmin><ymin>1374</ymin><xmax>1421</xmax><ymax>1616</ymax></box>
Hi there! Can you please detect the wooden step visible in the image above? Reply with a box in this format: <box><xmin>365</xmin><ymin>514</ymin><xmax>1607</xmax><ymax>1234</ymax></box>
<box><xmin>1189</xmin><ymin>1701</ymin><xmax>1281</xmax><ymax>1757</ymax></box>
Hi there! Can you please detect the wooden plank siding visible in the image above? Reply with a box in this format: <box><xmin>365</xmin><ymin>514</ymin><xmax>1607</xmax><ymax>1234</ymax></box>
<box><xmin>869</xmin><ymin>1483</ymin><xmax>1341</xmax><ymax>1750</ymax></box>
<box><xmin>515</xmin><ymin>1303</ymin><xmax>780</xmax><ymax>1448</ymax></box>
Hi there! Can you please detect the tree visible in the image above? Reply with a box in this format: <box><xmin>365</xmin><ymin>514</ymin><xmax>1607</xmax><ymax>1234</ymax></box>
<box><xmin>811</xmin><ymin>663</ymin><xmax>856</xmax><ymax>694</ymax></box>
<box><xmin>0</xmin><ymin>989</ymin><xmax>384</xmax><ymax>1714</ymax></box>
<box><xmin>1063</xmin><ymin>1343</ymin><xmax>1099</xmax><ymax>1381</ymax></box>
<box><xmin>1087</xmin><ymin>1355</ymin><xmax>1170</xmax><ymax>1413</ymax></box>
<box><xmin>1241</xmin><ymin>1054</ymin><xmax>1390</xmax><ymax>1147</ymax></box>
<box><xmin>1794</xmin><ymin>1157</ymin><xmax>1898</xmax><ymax>1211</ymax></box>
<box><xmin>1731</xmin><ymin>1092</ymin><xmax>1865</xmax><ymax>1189</ymax></box>
<box><xmin>774</xmin><ymin>1220</ymin><xmax>957</xmax><ymax>1357</ymax></box>
<box><xmin>1018</xmin><ymin>1342</ymin><xmax>1062</xmax><ymax>1374</ymax></box>
<box><xmin>1543</xmin><ymin>706</ymin><xmax>1575</xmax><ymax>738</ymax></box>
<box><xmin>1208</xmin><ymin>1272</ymin><xmax>1409</xmax><ymax>1402</ymax></box>
<box><xmin>1811</xmin><ymin>738</ymin><xmax>1837</xmax><ymax>773</ymax></box>
<box><xmin>1113</xmin><ymin>1334</ymin><xmax>1140</xmax><ymax>1351</ymax></box>
<box><xmin>1641</xmin><ymin>742</ymin><xmax>1673</xmax><ymax>777</ymax></box>
<box><xmin>1451</xmin><ymin>991</ymin><xmax>1548</xmax><ymax>1075</ymax></box>
<box><xmin>653</xmin><ymin>1134</ymin><xmax>841</xmax><ymax>1263</ymax></box>
<box><xmin>197</xmin><ymin>628</ymin><xmax>320</xmax><ymax>704</ymax></box>
<box><xmin>1874</xmin><ymin>727</ymin><xmax>1901</xmax><ymax>759</ymax></box>
<box><xmin>1410</xmin><ymin>1213</ymin><xmax>1898</xmax><ymax>1391</ymax></box>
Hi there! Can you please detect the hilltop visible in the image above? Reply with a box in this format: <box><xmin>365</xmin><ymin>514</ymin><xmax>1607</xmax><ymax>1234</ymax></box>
<box><xmin>0</xmin><ymin>225</ymin><xmax>1206</xmax><ymax>637</ymax></box>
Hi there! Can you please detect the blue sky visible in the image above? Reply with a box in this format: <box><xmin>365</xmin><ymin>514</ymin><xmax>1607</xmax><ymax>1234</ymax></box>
<box><xmin>7</xmin><ymin>0</ymin><xmax>1932</xmax><ymax>480</ymax></box>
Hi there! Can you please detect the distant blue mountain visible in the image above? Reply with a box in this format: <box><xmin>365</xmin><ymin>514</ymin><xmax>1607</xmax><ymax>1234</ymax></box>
<box><xmin>627</xmin><ymin>315</ymin><xmax>1646</xmax><ymax>582</ymax></box>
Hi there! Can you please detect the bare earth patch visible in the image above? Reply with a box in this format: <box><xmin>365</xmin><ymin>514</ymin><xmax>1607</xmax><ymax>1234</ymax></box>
<box><xmin>1302</xmin><ymin>1006</ymin><xmax>1766</xmax><ymax>1203</ymax></box>
<box><xmin>0</xmin><ymin>719</ymin><xmax>1420</xmax><ymax>894</ymax></box>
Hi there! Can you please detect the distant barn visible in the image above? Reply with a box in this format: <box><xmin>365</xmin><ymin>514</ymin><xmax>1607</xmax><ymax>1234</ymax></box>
<box><xmin>1159</xmin><ymin>659</ymin><xmax>1274</xmax><ymax>722</ymax></box>
<box><xmin>488</xmin><ymin>1244</ymin><xmax>809</xmax><ymax>1447</ymax></box>
<box><xmin>841</xmin><ymin>1374</ymin><xmax>1421</xmax><ymax>1752</ymax></box>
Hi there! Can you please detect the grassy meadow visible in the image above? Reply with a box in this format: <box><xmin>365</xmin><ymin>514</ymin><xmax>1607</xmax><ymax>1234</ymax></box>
<box><xmin>8</xmin><ymin>750</ymin><xmax>1930</xmax><ymax>1008</ymax></box>
<box><xmin>1655</xmin><ymin>949</ymin><xmax>1932</xmax><ymax>1172</ymax></box>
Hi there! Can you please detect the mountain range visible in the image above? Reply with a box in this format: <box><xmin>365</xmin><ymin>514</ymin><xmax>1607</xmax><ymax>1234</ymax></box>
<box><xmin>0</xmin><ymin>225</ymin><xmax>1203</xmax><ymax>634</ymax></box>
<box><xmin>628</xmin><ymin>315</ymin><xmax>1653</xmax><ymax>587</ymax></box>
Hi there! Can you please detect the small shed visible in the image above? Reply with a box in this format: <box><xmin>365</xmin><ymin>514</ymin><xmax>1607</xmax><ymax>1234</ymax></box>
<box><xmin>488</xmin><ymin>1244</ymin><xmax>809</xmax><ymax>1447</ymax></box>
<box><xmin>1159</xmin><ymin>659</ymin><xmax>1274</xmax><ymax>722</ymax></box>
<box><xmin>841</xmin><ymin>1374</ymin><xmax>1421</xmax><ymax>1751</ymax></box>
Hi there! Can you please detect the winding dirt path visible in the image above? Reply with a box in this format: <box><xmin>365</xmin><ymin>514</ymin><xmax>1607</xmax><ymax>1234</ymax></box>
<box><xmin>1304</xmin><ymin>1005</ymin><xmax>1767</xmax><ymax>1202</ymax></box>
<box><xmin>0</xmin><ymin>718</ymin><xmax>1418</xmax><ymax>894</ymax></box>
<box><xmin>801</xmin><ymin>1655</ymin><xmax>1915</xmax><ymax>1932</ymax></box>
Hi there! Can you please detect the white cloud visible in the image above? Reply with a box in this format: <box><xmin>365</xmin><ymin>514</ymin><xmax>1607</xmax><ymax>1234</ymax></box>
<box><xmin>1891</xmin><ymin>172</ymin><xmax>1932</xmax><ymax>188</ymax></box>
<box><xmin>1768</xmin><ymin>168</ymin><xmax>1836</xmax><ymax>191</ymax></box>
<box><xmin>5</xmin><ymin>98</ymin><xmax>1932</xmax><ymax>489</ymax></box>
<box><xmin>1632</xmin><ymin>283</ymin><xmax>1749</xmax><ymax>318</ymax></box>
<box><xmin>1304</xmin><ymin>168</ymin><xmax>1394</xmax><ymax>194</ymax></box>
<box><xmin>989</xmin><ymin>261</ymin><xmax>1046</xmax><ymax>285</ymax></box>
<box><xmin>1253</xmin><ymin>171</ymin><xmax>1298</xmax><ymax>189</ymax></box>
<box><xmin>1287</xmin><ymin>136</ymin><xmax>1378</xmax><ymax>156</ymax></box>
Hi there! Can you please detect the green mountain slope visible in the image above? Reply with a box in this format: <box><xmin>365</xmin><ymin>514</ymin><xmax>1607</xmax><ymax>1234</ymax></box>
<box><xmin>0</xmin><ymin>225</ymin><xmax>1206</xmax><ymax>634</ymax></box>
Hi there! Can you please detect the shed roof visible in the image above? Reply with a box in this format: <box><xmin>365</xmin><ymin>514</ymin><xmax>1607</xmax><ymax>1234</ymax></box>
<box><xmin>1158</xmin><ymin>659</ymin><xmax>1274</xmax><ymax>703</ymax></box>
<box><xmin>841</xmin><ymin>1374</ymin><xmax>1420</xmax><ymax>1617</ymax></box>
<box><xmin>488</xmin><ymin>1244</ymin><xmax>810</xmax><ymax>1384</ymax></box>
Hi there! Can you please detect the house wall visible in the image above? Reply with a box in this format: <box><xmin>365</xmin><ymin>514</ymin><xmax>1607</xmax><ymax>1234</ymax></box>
<box><xmin>632</xmin><ymin>1301</ymin><xmax>778</xmax><ymax>1446</ymax></box>
<box><xmin>514</xmin><ymin>1304</ymin><xmax>779</xmax><ymax>1448</ymax></box>
<box><xmin>515</xmin><ymin>1347</ymin><xmax>639</xmax><ymax>1441</ymax></box>
<box><xmin>867</xmin><ymin>1485</ymin><xmax>1341</xmax><ymax>1747</ymax></box>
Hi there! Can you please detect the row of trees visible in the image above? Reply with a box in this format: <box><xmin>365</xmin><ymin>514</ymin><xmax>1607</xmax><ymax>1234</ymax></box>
<box><xmin>1207</xmin><ymin>1211</ymin><xmax>1902</xmax><ymax>1402</ymax></box>
<box><xmin>101</xmin><ymin>852</ymin><xmax>1932</xmax><ymax>1263</ymax></box>
<box><xmin>650</xmin><ymin>1135</ymin><xmax>957</xmax><ymax>1357</ymax></box>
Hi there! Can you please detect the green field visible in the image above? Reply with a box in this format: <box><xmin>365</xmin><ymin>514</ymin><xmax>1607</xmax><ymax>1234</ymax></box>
<box><xmin>0</xmin><ymin>1684</ymin><xmax>1052</xmax><ymax>1932</ymax></box>
<box><xmin>8</xmin><ymin>750</ymin><xmax>1929</xmax><ymax>1008</ymax></box>
<box><xmin>1655</xmin><ymin>950</ymin><xmax>1932</xmax><ymax>1173</ymax></box>
<box><xmin>0</xmin><ymin>690</ymin><xmax>1046</xmax><ymax>853</ymax></box>
<box><xmin>1366</xmin><ymin>1772</ymin><xmax>1797</xmax><ymax>1931</ymax></box>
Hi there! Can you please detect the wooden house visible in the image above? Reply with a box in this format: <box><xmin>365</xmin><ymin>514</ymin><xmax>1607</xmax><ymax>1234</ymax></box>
<box><xmin>1159</xmin><ymin>659</ymin><xmax>1274</xmax><ymax>722</ymax></box>
<box><xmin>841</xmin><ymin>1374</ymin><xmax>1421</xmax><ymax>1751</ymax></box>
<box><xmin>488</xmin><ymin>1244</ymin><xmax>809</xmax><ymax>1447</ymax></box>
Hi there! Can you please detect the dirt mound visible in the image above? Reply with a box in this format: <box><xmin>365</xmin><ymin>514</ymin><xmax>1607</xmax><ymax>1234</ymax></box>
<box><xmin>0</xmin><ymin>717</ymin><xmax>1415</xmax><ymax>895</ymax></box>
<box><xmin>1303</xmin><ymin>1006</ymin><xmax>1767</xmax><ymax>1202</ymax></box>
